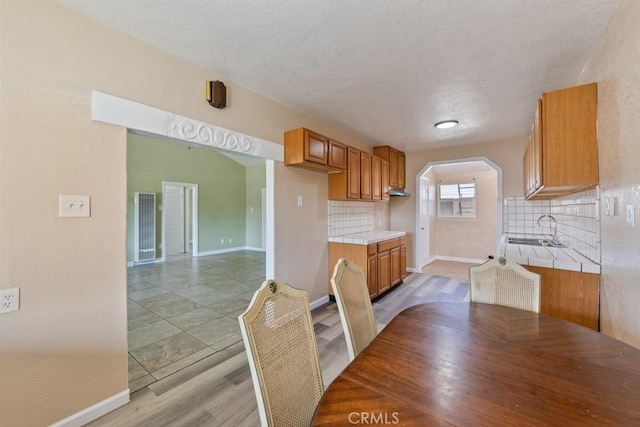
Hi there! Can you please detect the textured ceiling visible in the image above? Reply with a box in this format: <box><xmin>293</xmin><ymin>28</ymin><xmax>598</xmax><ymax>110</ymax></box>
<box><xmin>58</xmin><ymin>0</ymin><xmax>619</xmax><ymax>152</ymax></box>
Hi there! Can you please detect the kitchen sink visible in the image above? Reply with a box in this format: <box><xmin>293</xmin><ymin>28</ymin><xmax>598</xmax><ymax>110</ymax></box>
<box><xmin>507</xmin><ymin>237</ymin><xmax>566</xmax><ymax>248</ymax></box>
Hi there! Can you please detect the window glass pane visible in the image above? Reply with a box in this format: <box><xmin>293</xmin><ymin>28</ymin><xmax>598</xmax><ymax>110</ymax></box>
<box><xmin>438</xmin><ymin>182</ymin><xmax>476</xmax><ymax>217</ymax></box>
<box><xmin>459</xmin><ymin>183</ymin><xmax>475</xmax><ymax>199</ymax></box>
<box><xmin>439</xmin><ymin>184</ymin><xmax>460</xmax><ymax>200</ymax></box>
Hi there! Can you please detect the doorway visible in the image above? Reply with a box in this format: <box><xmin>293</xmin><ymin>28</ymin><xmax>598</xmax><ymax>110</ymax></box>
<box><xmin>93</xmin><ymin>91</ymin><xmax>281</xmax><ymax>394</ymax></box>
<box><xmin>162</xmin><ymin>181</ymin><xmax>198</xmax><ymax>259</ymax></box>
<box><xmin>418</xmin><ymin>176</ymin><xmax>430</xmax><ymax>268</ymax></box>
<box><xmin>415</xmin><ymin>157</ymin><xmax>503</xmax><ymax>270</ymax></box>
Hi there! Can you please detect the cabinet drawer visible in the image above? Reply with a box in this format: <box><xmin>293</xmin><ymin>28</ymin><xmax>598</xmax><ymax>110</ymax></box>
<box><xmin>378</xmin><ymin>238</ymin><xmax>400</xmax><ymax>252</ymax></box>
<box><xmin>400</xmin><ymin>236</ymin><xmax>406</xmax><ymax>246</ymax></box>
<box><xmin>367</xmin><ymin>243</ymin><xmax>377</xmax><ymax>256</ymax></box>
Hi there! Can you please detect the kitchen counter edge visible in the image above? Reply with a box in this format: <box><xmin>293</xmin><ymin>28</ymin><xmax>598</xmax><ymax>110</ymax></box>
<box><xmin>499</xmin><ymin>234</ymin><xmax>600</xmax><ymax>274</ymax></box>
<box><xmin>328</xmin><ymin>230</ymin><xmax>406</xmax><ymax>245</ymax></box>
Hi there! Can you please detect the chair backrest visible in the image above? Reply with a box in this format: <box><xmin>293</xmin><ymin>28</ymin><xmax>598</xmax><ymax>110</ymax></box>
<box><xmin>469</xmin><ymin>257</ymin><xmax>541</xmax><ymax>313</ymax></box>
<box><xmin>238</xmin><ymin>280</ymin><xmax>324</xmax><ymax>427</ymax></box>
<box><xmin>330</xmin><ymin>258</ymin><xmax>377</xmax><ymax>361</ymax></box>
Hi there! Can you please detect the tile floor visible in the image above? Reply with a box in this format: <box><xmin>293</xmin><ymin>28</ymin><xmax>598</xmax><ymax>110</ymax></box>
<box><xmin>127</xmin><ymin>250</ymin><xmax>265</xmax><ymax>391</ymax></box>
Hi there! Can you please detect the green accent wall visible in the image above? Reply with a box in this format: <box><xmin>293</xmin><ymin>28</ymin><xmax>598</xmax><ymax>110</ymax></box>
<box><xmin>127</xmin><ymin>133</ymin><xmax>249</xmax><ymax>262</ymax></box>
<box><xmin>246</xmin><ymin>164</ymin><xmax>266</xmax><ymax>249</ymax></box>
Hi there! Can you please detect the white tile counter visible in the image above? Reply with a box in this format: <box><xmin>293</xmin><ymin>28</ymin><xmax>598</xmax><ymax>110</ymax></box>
<box><xmin>500</xmin><ymin>234</ymin><xmax>600</xmax><ymax>274</ymax></box>
<box><xmin>328</xmin><ymin>230</ymin><xmax>406</xmax><ymax>245</ymax></box>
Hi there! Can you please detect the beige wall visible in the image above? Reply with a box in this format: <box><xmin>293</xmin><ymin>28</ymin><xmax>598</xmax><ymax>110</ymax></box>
<box><xmin>577</xmin><ymin>0</ymin><xmax>640</xmax><ymax>348</ymax></box>
<box><xmin>390</xmin><ymin>137</ymin><xmax>528</xmax><ymax>269</ymax></box>
<box><xmin>0</xmin><ymin>1</ymin><xmax>372</xmax><ymax>425</ymax></box>
<box><xmin>433</xmin><ymin>170</ymin><xmax>497</xmax><ymax>261</ymax></box>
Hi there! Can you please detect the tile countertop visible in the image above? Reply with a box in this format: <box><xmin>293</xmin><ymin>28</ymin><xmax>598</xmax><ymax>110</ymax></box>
<box><xmin>328</xmin><ymin>230</ymin><xmax>406</xmax><ymax>245</ymax></box>
<box><xmin>500</xmin><ymin>234</ymin><xmax>600</xmax><ymax>274</ymax></box>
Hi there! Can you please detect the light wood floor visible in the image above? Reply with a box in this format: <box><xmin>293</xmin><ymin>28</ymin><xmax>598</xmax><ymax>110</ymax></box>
<box><xmin>421</xmin><ymin>259</ymin><xmax>482</xmax><ymax>281</ymax></box>
<box><xmin>89</xmin><ymin>272</ymin><xmax>469</xmax><ymax>426</ymax></box>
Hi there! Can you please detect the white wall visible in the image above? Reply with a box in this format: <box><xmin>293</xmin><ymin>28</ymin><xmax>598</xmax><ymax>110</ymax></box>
<box><xmin>433</xmin><ymin>170</ymin><xmax>497</xmax><ymax>261</ymax></box>
<box><xmin>0</xmin><ymin>2</ymin><xmax>373</xmax><ymax>424</ymax></box>
<box><xmin>577</xmin><ymin>0</ymin><xmax>640</xmax><ymax>347</ymax></box>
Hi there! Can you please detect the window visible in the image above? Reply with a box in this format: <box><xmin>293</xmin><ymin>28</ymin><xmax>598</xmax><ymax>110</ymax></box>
<box><xmin>438</xmin><ymin>182</ymin><xmax>476</xmax><ymax>217</ymax></box>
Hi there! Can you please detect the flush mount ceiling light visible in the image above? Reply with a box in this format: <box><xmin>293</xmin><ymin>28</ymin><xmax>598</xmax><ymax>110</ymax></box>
<box><xmin>434</xmin><ymin>120</ymin><xmax>459</xmax><ymax>129</ymax></box>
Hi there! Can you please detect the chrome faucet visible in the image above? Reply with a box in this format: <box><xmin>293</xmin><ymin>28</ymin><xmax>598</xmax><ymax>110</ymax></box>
<box><xmin>537</xmin><ymin>214</ymin><xmax>560</xmax><ymax>246</ymax></box>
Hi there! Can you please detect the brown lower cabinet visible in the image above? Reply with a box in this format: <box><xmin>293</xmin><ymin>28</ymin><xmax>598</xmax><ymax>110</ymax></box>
<box><xmin>525</xmin><ymin>265</ymin><xmax>600</xmax><ymax>330</ymax></box>
<box><xmin>329</xmin><ymin>236</ymin><xmax>407</xmax><ymax>299</ymax></box>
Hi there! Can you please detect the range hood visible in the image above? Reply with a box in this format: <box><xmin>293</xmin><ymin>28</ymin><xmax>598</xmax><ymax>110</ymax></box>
<box><xmin>389</xmin><ymin>187</ymin><xmax>411</xmax><ymax>197</ymax></box>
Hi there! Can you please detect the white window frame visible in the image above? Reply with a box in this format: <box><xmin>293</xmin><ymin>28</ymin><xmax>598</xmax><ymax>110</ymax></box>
<box><xmin>438</xmin><ymin>182</ymin><xmax>476</xmax><ymax>217</ymax></box>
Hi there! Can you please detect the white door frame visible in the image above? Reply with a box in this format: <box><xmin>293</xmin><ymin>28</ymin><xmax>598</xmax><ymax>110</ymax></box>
<box><xmin>414</xmin><ymin>157</ymin><xmax>503</xmax><ymax>272</ymax></box>
<box><xmin>92</xmin><ymin>91</ymin><xmax>280</xmax><ymax>278</ymax></box>
<box><xmin>161</xmin><ymin>181</ymin><xmax>198</xmax><ymax>261</ymax></box>
<box><xmin>418</xmin><ymin>176</ymin><xmax>430</xmax><ymax>269</ymax></box>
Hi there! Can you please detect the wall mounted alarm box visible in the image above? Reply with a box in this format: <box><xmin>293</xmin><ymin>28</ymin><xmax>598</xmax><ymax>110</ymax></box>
<box><xmin>206</xmin><ymin>80</ymin><xmax>226</xmax><ymax>109</ymax></box>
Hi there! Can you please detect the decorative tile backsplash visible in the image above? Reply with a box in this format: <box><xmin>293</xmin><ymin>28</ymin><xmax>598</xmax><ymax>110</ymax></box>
<box><xmin>328</xmin><ymin>201</ymin><xmax>374</xmax><ymax>237</ymax></box>
<box><xmin>504</xmin><ymin>187</ymin><xmax>600</xmax><ymax>263</ymax></box>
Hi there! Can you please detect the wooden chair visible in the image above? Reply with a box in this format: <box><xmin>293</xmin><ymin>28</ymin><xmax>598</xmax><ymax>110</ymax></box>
<box><xmin>330</xmin><ymin>258</ymin><xmax>378</xmax><ymax>361</ymax></box>
<box><xmin>469</xmin><ymin>257</ymin><xmax>541</xmax><ymax>313</ymax></box>
<box><xmin>238</xmin><ymin>280</ymin><xmax>324</xmax><ymax>427</ymax></box>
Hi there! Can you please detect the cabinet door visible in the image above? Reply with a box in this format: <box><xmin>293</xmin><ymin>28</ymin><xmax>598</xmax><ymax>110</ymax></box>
<box><xmin>527</xmin><ymin>266</ymin><xmax>599</xmax><ymax>330</ymax></box>
<box><xmin>390</xmin><ymin>247</ymin><xmax>401</xmax><ymax>286</ymax></box>
<box><xmin>367</xmin><ymin>255</ymin><xmax>378</xmax><ymax>298</ymax></box>
<box><xmin>328</xmin><ymin>139</ymin><xmax>347</xmax><ymax>170</ymax></box>
<box><xmin>381</xmin><ymin>159</ymin><xmax>390</xmax><ymax>200</ymax></box>
<box><xmin>360</xmin><ymin>152</ymin><xmax>372</xmax><ymax>200</ymax></box>
<box><xmin>542</xmin><ymin>83</ymin><xmax>597</xmax><ymax>188</ymax></box>
<box><xmin>397</xmin><ymin>151</ymin><xmax>406</xmax><ymax>189</ymax></box>
<box><xmin>532</xmin><ymin>99</ymin><xmax>542</xmax><ymax>192</ymax></box>
<box><xmin>304</xmin><ymin>130</ymin><xmax>328</xmax><ymax>165</ymax></box>
<box><xmin>347</xmin><ymin>147</ymin><xmax>361</xmax><ymax>199</ymax></box>
<box><xmin>389</xmin><ymin>148</ymin><xmax>399</xmax><ymax>188</ymax></box>
<box><xmin>378</xmin><ymin>250</ymin><xmax>391</xmax><ymax>294</ymax></box>
<box><xmin>371</xmin><ymin>156</ymin><xmax>382</xmax><ymax>200</ymax></box>
<box><xmin>400</xmin><ymin>244</ymin><xmax>407</xmax><ymax>279</ymax></box>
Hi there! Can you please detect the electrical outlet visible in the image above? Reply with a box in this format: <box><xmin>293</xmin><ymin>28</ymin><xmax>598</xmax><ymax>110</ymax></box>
<box><xmin>220</xmin><ymin>239</ymin><xmax>224</xmax><ymax>244</ymax></box>
<box><xmin>0</xmin><ymin>287</ymin><xmax>20</xmax><ymax>314</ymax></box>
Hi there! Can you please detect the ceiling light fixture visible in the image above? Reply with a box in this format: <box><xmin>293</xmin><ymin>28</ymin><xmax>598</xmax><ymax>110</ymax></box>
<box><xmin>434</xmin><ymin>120</ymin><xmax>459</xmax><ymax>129</ymax></box>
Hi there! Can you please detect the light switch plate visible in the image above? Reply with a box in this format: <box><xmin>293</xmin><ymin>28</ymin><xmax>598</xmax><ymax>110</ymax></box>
<box><xmin>626</xmin><ymin>204</ymin><xmax>635</xmax><ymax>227</ymax></box>
<box><xmin>59</xmin><ymin>195</ymin><xmax>91</xmax><ymax>217</ymax></box>
<box><xmin>605</xmin><ymin>197</ymin><xmax>616</xmax><ymax>216</ymax></box>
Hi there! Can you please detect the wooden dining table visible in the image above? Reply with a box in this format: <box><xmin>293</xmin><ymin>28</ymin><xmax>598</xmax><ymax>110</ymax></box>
<box><xmin>313</xmin><ymin>302</ymin><xmax>640</xmax><ymax>426</ymax></box>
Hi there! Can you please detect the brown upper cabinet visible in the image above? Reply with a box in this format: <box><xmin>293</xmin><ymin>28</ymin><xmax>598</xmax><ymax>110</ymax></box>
<box><xmin>360</xmin><ymin>151</ymin><xmax>372</xmax><ymax>200</ymax></box>
<box><xmin>329</xmin><ymin>148</ymin><xmax>389</xmax><ymax>202</ymax></box>
<box><xmin>371</xmin><ymin>156</ymin><xmax>382</xmax><ymax>200</ymax></box>
<box><xmin>373</xmin><ymin>146</ymin><xmax>406</xmax><ymax>190</ymax></box>
<box><xmin>524</xmin><ymin>83</ymin><xmax>598</xmax><ymax>199</ymax></box>
<box><xmin>284</xmin><ymin>128</ymin><xmax>347</xmax><ymax>172</ymax></box>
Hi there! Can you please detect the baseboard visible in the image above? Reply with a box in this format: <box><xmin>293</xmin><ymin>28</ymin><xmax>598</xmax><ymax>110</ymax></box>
<box><xmin>194</xmin><ymin>246</ymin><xmax>264</xmax><ymax>256</ymax></box>
<box><xmin>51</xmin><ymin>389</ymin><xmax>129</xmax><ymax>427</ymax></box>
<box><xmin>128</xmin><ymin>247</ymin><xmax>265</xmax><ymax>265</ymax></box>
<box><xmin>406</xmin><ymin>267</ymin><xmax>420</xmax><ymax>273</ymax></box>
<box><xmin>432</xmin><ymin>255</ymin><xmax>486</xmax><ymax>264</ymax></box>
<box><xmin>127</xmin><ymin>258</ymin><xmax>163</xmax><ymax>267</ymax></box>
<box><xmin>310</xmin><ymin>295</ymin><xmax>330</xmax><ymax>310</ymax></box>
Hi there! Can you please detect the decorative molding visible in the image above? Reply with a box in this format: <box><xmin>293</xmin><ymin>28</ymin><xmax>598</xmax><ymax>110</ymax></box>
<box><xmin>91</xmin><ymin>91</ymin><xmax>283</xmax><ymax>162</ymax></box>
<box><xmin>167</xmin><ymin>119</ymin><xmax>257</xmax><ymax>153</ymax></box>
